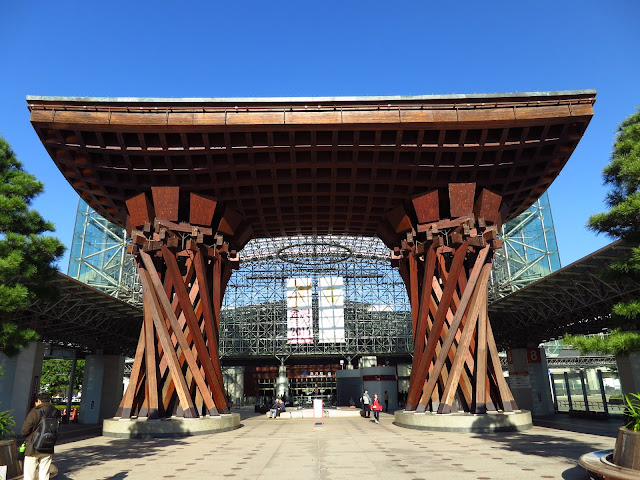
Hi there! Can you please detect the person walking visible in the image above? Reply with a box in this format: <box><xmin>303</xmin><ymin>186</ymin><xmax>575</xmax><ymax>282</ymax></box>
<box><xmin>384</xmin><ymin>391</ymin><xmax>389</xmax><ymax>413</ymax></box>
<box><xmin>361</xmin><ymin>389</ymin><xmax>371</xmax><ymax>418</ymax></box>
<box><xmin>372</xmin><ymin>393</ymin><xmax>383</xmax><ymax>424</ymax></box>
<box><xmin>21</xmin><ymin>393</ymin><xmax>61</xmax><ymax>480</ymax></box>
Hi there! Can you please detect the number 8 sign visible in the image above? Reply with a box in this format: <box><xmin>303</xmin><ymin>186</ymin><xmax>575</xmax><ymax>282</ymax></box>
<box><xmin>527</xmin><ymin>348</ymin><xmax>541</xmax><ymax>363</ymax></box>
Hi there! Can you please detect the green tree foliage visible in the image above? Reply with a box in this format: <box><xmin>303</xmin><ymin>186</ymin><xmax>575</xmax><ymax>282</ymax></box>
<box><xmin>625</xmin><ymin>393</ymin><xmax>640</xmax><ymax>432</ymax></box>
<box><xmin>0</xmin><ymin>409</ymin><xmax>16</xmax><ymax>438</ymax></box>
<box><xmin>40</xmin><ymin>359</ymin><xmax>85</xmax><ymax>396</ymax></box>
<box><xmin>0</xmin><ymin>322</ymin><xmax>39</xmax><ymax>357</ymax></box>
<box><xmin>0</xmin><ymin>135</ymin><xmax>65</xmax><ymax>356</ymax></box>
<box><xmin>588</xmin><ymin>108</ymin><xmax>640</xmax><ymax>326</ymax></box>
<box><xmin>564</xmin><ymin>330</ymin><xmax>640</xmax><ymax>357</ymax></box>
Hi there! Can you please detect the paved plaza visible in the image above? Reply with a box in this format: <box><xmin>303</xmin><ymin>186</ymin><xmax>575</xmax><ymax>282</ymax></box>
<box><xmin>48</xmin><ymin>408</ymin><xmax>619</xmax><ymax>480</ymax></box>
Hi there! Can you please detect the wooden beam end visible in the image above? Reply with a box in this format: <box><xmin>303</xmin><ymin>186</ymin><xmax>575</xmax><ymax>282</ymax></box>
<box><xmin>474</xmin><ymin>403</ymin><xmax>487</xmax><ymax>415</ymax></box>
<box><xmin>183</xmin><ymin>408</ymin><xmax>199</xmax><ymax>418</ymax></box>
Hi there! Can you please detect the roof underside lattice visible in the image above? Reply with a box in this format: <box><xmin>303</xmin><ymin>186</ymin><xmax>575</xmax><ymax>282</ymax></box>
<box><xmin>28</xmin><ymin>91</ymin><xmax>595</xmax><ymax>243</ymax></box>
<box><xmin>489</xmin><ymin>240</ymin><xmax>640</xmax><ymax>349</ymax></box>
<box><xmin>4</xmin><ymin>273</ymin><xmax>142</xmax><ymax>355</ymax></box>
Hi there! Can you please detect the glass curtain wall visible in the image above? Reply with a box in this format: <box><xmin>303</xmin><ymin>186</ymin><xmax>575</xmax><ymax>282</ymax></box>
<box><xmin>490</xmin><ymin>192</ymin><xmax>561</xmax><ymax>300</ymax></box>
<box><xmin>68</xmin><ymin>200</ymin><xmax>142</xmax><ymax>306</ymax></box>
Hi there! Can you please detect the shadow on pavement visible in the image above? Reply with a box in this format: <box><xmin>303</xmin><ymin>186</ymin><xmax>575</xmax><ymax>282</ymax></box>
<box><xmin>533</xmin><ymin>413</ymin><xmax>623</xmax><ymax>438</ymax></box>
<box><xmin>470</xmin><ymin>414</ymin><xmax>613</xmax><ymax>480</ymax></box>
<box><xmin>234</xmin><ymin>407</ymin><xmax>268</xmax><ymax>420</ymax></box>
<box><xmin>53</xmin><ymin>418</ymin><xmax>197</xmax><ymax>479</ymax></box>
<box><xmin>561</xmin><ymin>464</ymin><xmax>593</xmax><ymax>480</ymax></box>
<box><xmin>103</xmin><ymin>474</ymin><xmax>128</xmax><ymax>480</ymax></box>
<box><xmin>57</xmin><ymin>424</ymin><xmax>102</xmax><ymax>445</ymax></box>
<box><xmin>54</xmin><ymin>436</ymin><xmax>190</xmax><ymax>480</ymax></box>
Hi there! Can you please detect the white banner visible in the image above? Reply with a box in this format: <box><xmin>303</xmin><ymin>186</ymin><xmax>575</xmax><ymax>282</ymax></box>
<box><xmin>318</xmin><ymin>276</ymin><xmax>345</xmax><ymax>343</ymax></box>
<box><xmin>287</xmin><ymin>278</ymin><xmax>313</xmax><ymax>344</ymax></box>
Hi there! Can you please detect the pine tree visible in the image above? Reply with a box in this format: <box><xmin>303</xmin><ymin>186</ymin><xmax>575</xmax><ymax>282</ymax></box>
<box><xmin>0</xmin><ymin>135</ymin><xmax>65</xmax><ymax>356</ymax></box>
<box><xmin>588</xmin><ymin>107</ymin><xmax>640</xmax><ymax>324</ymax></box>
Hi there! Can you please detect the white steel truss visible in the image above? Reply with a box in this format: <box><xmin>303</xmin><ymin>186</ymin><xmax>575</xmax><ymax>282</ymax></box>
<box><xmin>490</xmin><ymin>192</ymin><xmax>561</xmax><ymax>301</ymax></box>
<box><xmin>68</xmin><ymin>200</ymin><xmax>142</xmax><ymax>307</ymax></box>
<box><xmin>220</xmin><ymin>236</ymin><xmax>412</xmax><ymax>359</ymax></box>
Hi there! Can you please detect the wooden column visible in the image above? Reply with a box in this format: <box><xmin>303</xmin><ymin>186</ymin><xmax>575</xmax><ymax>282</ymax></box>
<box><xmin>118</xmin><ymin>187</ymin><xmax>245</xmax><ymax>418</ymax></box>
<box><xmin>386</xmin><ymin>184</ymin><xmax>518</xmax><ymax>415</ymax></box>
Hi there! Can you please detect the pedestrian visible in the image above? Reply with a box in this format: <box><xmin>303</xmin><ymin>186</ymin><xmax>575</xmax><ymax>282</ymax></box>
<box><xmin>384</xmin><ymin>391</ymin><xmax>389</xmax><ymax>412</ymax></box>
<box><xmin>361</xmin><ymin>389</ymin><xmax>371</xmax><ymax>418</ymax></box>
<box><xmin>21</xmin><ymin>393</ymin><xmax>61</xmax><ymax>480</ymax></box>
<box><xmin>371</xmin><ymin>393</ymin><xmax>383</xmax><ymax>424</ymax></box>
<box><xmin>269</xmin><ymin>398</ymin><xmax>284</xmax><ymax>418</ymax></box>
<box><xmin>268</xmin><ymin>398</ymin><xmax>279</xmax><ymax>418</ymax></box>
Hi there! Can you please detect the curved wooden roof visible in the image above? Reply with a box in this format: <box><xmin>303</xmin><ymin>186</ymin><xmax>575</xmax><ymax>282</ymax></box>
<box><xmin>28</xmin><ymin>91</ymin><xmax>595</xmax><ymax>242</ymax></box>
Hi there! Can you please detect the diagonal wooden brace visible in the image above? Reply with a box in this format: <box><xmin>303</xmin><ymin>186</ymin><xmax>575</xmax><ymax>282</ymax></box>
<box><xmin>415</xmin><ymin>245</ymin><xmax>490</xmax><ymax>411</ymax></box>
<box><xmin>406</xmin><ymin>241</ymin><xmax>468</xmax><ymax>410</ymax></box>
<box><xmin>140</xmin><ymin>251</ymin><xmax>218</xmax><ymax>416</ymax></box>
<box><xmin>137</xmin><ymin>265</ymin><xmax>198</xmax><ymax>418</ymax></box>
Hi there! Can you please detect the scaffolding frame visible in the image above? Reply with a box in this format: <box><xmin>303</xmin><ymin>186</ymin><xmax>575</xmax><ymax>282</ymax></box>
<box><xmin>220</xmin><ymin>235</ymin><xmax>413</xmax><ymax>360</ymax></box>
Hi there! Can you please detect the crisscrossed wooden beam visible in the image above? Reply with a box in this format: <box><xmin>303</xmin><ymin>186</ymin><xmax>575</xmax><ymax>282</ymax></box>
<box><xmin>117</xmin><ymin>186</ymin><xmax>244</xmax><ymax>419</ymax></box>
<box><xmin>387</xmin><ymin>183</ymin><xmax>518</xmax><ymax>415</ymax></box>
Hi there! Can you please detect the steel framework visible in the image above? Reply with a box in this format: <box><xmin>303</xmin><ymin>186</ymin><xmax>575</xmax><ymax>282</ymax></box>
<box><xmin>70</xmin><ymin>190</ymin><xmax>562</xmax><ymax>315</ymax></box>
<box><xmin>498</xmin><ymin>354</ymin><xmax>616</xmax><ymax>369</ymax></box>
<box><xmin>546</xmin><ymin>356</ymin><xmax>617</xmax><ymax>368</ymax></box>
<box><xmin>68</xmin><ymin>200</ymin><xmax>142</xmax><ymax>307</ymax></box>
<box><xmin>490</xmin><ymin>192</ymin><xmax>560</xmax><ymax>301</ymax></box>
<box><xmin>9</xmin><ymin>274</ymin><xmax>141</xmax><ymax>355</ymax></box>
<box><xmin>220</xmin><ymin>236</ymin><xmax>412</xmax><ymax>359</ymax></box>
<box><xmin>490</xmin><ymin>241</ymin><xmax>640</xmax><ymax>348</ymax></box>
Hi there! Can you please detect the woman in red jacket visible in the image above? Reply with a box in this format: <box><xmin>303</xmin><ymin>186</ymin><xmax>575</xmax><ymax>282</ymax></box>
<box><xmin>371</xmin><ymin>393</ymin><xmax>383</xmax><ymax>424</ymax></box>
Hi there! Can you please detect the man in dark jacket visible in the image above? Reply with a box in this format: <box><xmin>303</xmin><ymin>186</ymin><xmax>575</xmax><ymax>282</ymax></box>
<box><xmin>361</xmin><ymin>390</ymin><xmax>371</xmax><ymax>418</ymax></box>
<box><xmin>21</xmin><ymin>393</ymin><xmax>61</xmax><ymax>480</ymax></box>
<box><xmin>268</xmin><ymin>398</ymin><xmax>283</xmax><ymax>418</ymax></box>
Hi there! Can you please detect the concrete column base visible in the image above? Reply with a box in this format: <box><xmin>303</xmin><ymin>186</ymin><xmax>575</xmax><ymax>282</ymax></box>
<box><xmin>103</xmin><ymin>413</ymin><xmax>241</xmax><ymax>439</ymax></box>
<box><xmin>394</xmin><ymin>410</ymin><xmax>533</xmax><ymax>433</ymax></box>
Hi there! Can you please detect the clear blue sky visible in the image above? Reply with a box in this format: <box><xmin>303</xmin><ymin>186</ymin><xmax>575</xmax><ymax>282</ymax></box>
<box><xmin>1</xmin><ymin>1</ymin><xmax>639</xmax><ymax>271</ymax></box>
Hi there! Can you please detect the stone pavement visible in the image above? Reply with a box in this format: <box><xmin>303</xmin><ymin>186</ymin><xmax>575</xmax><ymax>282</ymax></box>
<box><xmin>50</xmin><ymin>408</ymin><xmax>619</xmax><ymax>480</ymax></box>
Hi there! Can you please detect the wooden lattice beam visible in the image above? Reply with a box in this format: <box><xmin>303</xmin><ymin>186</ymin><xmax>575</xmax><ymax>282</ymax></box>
<box><xmin>118</xmin><ymin>187</ymin><xmax>246</xmax><ymax>419</ymax></box>
<box><xmin>388</xmin><ymin>183</ymin><xmax>517</xmax><ymax>415</ymax></box>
